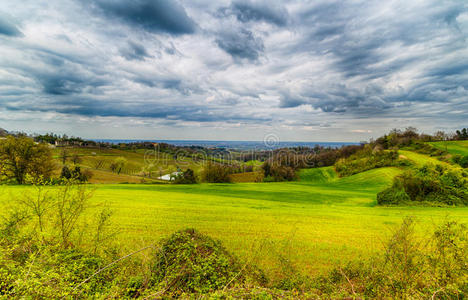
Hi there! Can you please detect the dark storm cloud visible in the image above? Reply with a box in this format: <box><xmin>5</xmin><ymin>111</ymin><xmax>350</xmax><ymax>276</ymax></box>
<box><xmin>39</xmin><ymin>74</ymin><xmax>106</xmax><ymax>95</ymax></box>
<box><xmin>0</xmin><ymin>15</ymin><xmax>22</xmax><ymax>37</ymax></box>
<box><xmin>276</xmin><ymin>0</ymin><xmax>468</xmax><ymax>115</ymax></box>
<box><xmin>134</xmin><ymin>77</ymin><xmax>203</xmax><ymax>96</ymax></box>
<box><xmin>5</xmin><ymin>95</ymin><xmax>270</xmax><ymax>124</ymax></box>
<box><xmin>88</xmin><ymin>0</ymin><xmax>196</xmax><ymax>35</ymax></box>
<box><xmin>120</xmin><ymin>41</ymin><xmax>151</xmax><ymax>61</ymax></box>
<box><xmin>215</xmin><ymin>29</ymin><xmax>264</xmax><ymax>62</ymax></box>
<box><xmin>224</xmin><ymin>0</ymin><xmax>289</xmax><ymax>26</ymax></box>
<box><xmin>7</xmin><ymin>51</ymin><xmax>109</xmax><ymax>96</ymax></box>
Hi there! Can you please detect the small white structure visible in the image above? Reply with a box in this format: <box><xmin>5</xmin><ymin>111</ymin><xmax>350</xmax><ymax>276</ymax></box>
<box><xmin>158</xmin><ymin>172</ymin><xmax>182</xmax><ymax>181</ymax></box>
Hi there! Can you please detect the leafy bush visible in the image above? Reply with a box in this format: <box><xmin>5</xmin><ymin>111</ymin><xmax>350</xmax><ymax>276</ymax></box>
<box><xmin>0</xmin><ymin>245</ymin><xmax>114</xmax><ymax>298</ymax></box>
<box><xmin>378</xmin><ymin>164</ymin><xmax>468</xmax><ymax>205</ymax></box>
<box><xmin>335</xmin><ymin>146</ymin><xmax>399</xmax><ymax>177</ymax></box>
<box><xmin>459</xmin><ymin>155</ymin><xmax>468</xmax><ymax>168</ymax></box>
<box><xmin>377</xmin><ymin>184</ymin><xmax>410</xmax><ymax>205</ymax></box>
<box><xmin>173</xmin><ymin>168</ymin><xmax>197</xmax><ymax>184</ymax></box>
<box><xmin>261</xmin><ymin>161</ymin><xmax>297</xmax><ymax>182</ymax></box>
<box><xmin>109</xmin><ymin>157</ymin><xmax>127</xmax><ymax>174</ymax></box>
<box><xmin>0</xmin><ymin>183</ymin><xmax>116</xmax><ymax>298</ymax></box>
<box><xmin>201</xmin><ymin>162</ymin><xmax>233</xmax><ymax>183</ymax></box>
<box><xmin>60</xmin><ymin>165</ymin><xmax>93</xmax><ymax>182</ymax></box>
<box><xmin>151</xmin><ymin>228</ymin><xmax>243</xmax><ymax>294</ymax></box>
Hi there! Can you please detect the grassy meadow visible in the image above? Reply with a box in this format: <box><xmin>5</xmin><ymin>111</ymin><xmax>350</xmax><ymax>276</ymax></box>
<box><xmin>2</xmin><ymin>163</ymin><xmax>467</xmax><ymax>279</ymax></box>
<box><xmin>430</xmin><ymin>140</ymin><xmax>468</xmax><ymax>156</ymax></box>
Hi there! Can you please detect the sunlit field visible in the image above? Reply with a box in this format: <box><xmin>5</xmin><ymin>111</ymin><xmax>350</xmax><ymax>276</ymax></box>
<box><xmin>2</xmin><ymin>166</ymin><xmax>466</xmax><ymax>279</ymax></box>
<box><xmin>430</xmin><ymin>140</ymin><xmax>468</xmax><ymax>156</ymax></box>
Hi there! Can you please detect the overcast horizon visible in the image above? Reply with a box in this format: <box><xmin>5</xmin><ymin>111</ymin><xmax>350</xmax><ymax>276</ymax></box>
<box><xmin>0</xmin><ymin>0</ymin><xmax>467</xmax><ymax>142</ymax></box>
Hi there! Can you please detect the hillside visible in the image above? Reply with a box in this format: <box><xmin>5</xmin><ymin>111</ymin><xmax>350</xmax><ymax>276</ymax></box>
<box><xmin>51</xmin><ymin>146</ymin><xmax>235</xmax><ymax>183</ymax></box>
<box><xmin>1</xmin><ymin>165</ymin><xmax>465</xmax><ymax>279</ymax></box>
<box><xmin>1</xmin><ymin>138</ymin><xmax>467</xmax><ymax>298</ymax></box>
<box><xmin>430</xmin><ymin>140</ymin><xmax>468</xmax><ymax>156</ymax></box>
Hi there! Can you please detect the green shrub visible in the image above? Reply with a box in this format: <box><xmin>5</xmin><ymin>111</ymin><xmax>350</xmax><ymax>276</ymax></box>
<box><xmin>459</xmin><ymin>155</ymin><xmax>468</xmax><ymax>168</ymax></box>
<box><xmin>60</xmin><ymin>165</ymin><xmax>93</xmax><ymax>182</ymax></box>
<box><xmin>173</xmin><ymin>168</ymin><xmax>197</xmax><ymax>184</ymax></box>
<box><xmin>201</xmin><ymin>162</ymin><xmax>233</xmax><ymax>183</ymax></box>
<box><xmin>151</xmin><ymin>228</ymin><xmax>243</xmax><ymax>294</ymax></box>
<box><xmin>377</xmin><ymin>164</ymin><xmax>468</xmax><ymax>206</ymax></box>
<box><xmin>335</xmin><ymin>147</ymin><xmax>399</xmax><ymax>177</ymax></box>
<box><xmin>377</xmin><ymin>185</ymin><xmax>410</xmax><ymax>205</ymax></box>
<box><xmin>262</xmin><ymin>162</ymin><xmax>297</xmax><ymax>182</ymax></box>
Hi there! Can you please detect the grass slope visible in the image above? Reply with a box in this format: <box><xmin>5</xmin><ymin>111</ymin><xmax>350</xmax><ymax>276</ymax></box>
<box><xmin>399</xmin><ymin>150</ymin><xmax>451</xmax><ymax>166</ymax></box>
<box><xmin>299</xmin><ymin>166</ymin><xmax>337</xmax><ymax>183</ymax></box>
<box><xmin>2</xmin><ymin>165</ymin><xmax>466</xmax><ymax>278</ymax></box>
<box><xmin>430</xmin><ymin>140</ymin><xmax>468</xmax><ymax>156</ymax></box>
<box><xmin>52</xmin><ymin>146</ymin><xmax>212</xmax><ymax>183</ymax></box>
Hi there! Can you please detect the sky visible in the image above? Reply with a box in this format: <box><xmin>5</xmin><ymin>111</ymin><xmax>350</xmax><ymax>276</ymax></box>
<box><xmin>0</xmin><ymin>0</ymin><xmax>467</xmax><ymax>142</ymax></box>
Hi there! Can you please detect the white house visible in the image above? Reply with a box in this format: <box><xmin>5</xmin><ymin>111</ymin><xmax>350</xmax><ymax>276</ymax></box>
<box><xmin>158</xmin><ymin>172</ymin><xmax>182</xmax><ymax>181</ymax></box>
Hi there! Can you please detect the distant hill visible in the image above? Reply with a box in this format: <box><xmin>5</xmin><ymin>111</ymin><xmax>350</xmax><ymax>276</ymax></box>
<box><xmin>0</xmin><ymin>128</ymin><xmax>8</xmax><ymax>137</ymax></box>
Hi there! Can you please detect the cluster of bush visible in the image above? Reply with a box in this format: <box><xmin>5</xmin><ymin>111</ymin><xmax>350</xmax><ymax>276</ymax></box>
<box><xmin>453</xmin><ymin>154</ymin><xmax>468</xmax><ymax>168</ymax></box>
<box><xmin>261</xmin><ymin>161</ymin><xmax>297</xmax><ymax>182</ymax></box>
<box><xmin>240</xmin><ymin>145</ymin><xmax>363</xmax><ymax>168</ymax></box>
<box><xmin>378</xmin><ymin>164</ymin><xmax>468</xmax><ymax>206</ymax></box>
<box><xmin>61</xmin><ymin>165</ymin><xmax>93</xmax><ymax>182</ymax></box>
<box><xmin>197</xmin><ymin>162</ymin><xmax>256</xmax><ymax>183</ymax></box>
<box><xmin>334</xmin><ymin>146</ymin><xmax>400</xmax><ymax>177</ymax></box>
<box><xmin>405</xmin><ymin>141</ymin><xmax>447</xmax><ymax>157</ymax></box>
<box><xmin>173</xmin><ymin>168</ymin><xmax>197</xmax><ymax>184</ymax></box>
<box><xmin>200</xmin><ymin>162</ymin><xmax>235</xmax><ymax>183</ymax></box>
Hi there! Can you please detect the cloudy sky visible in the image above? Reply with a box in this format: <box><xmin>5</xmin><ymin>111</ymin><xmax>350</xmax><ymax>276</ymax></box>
<box><xmin>0</xmin><ymin>0</ymin><xmax>467</xmax><ymax>142</ymax></box>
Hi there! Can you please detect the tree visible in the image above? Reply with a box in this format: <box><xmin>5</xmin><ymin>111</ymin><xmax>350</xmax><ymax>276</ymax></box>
<box><xmin>201</xmin><ymin>162</ymin><xmax>232</xmax><ymax>183</ymax></box>
<box><xmin>60</xmin><ymin>165</ymin><xmax>93</xmax><ymax>182</ymax></box>
<box><xmin>455</xmin><ymin>128</ymin><xmax>468</xmax><ymax>140</ymax></box>
<box><xmin>61</xmin><ymin>165</ymin><xmax>72</xmax><ymax>179</ymax></box>
<box><xmin>110</xmin><ymin>157</ymin><xmax>127</xmax><ymax>174</ymax></box>
<box><xmin>0</xmin><ymin>136</ymin><xmax>55</xmax><ymax>184</ymax></box>
<box><xmin>174</xmin><ymin>168</ymin><xmax>197</xmax><ymax>184</ymax></box>
<box><xmin>60</xmin><ymin>148</ymin><xmax>69</xmax><ymax>164</ymax></box>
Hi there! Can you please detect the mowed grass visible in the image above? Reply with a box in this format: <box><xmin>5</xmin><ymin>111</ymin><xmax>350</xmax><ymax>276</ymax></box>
<box><xmin>299</xmin><ymin>166</ymin><xmax>337</xmax><ymax>183</ymax></box>
<box><xmin>2</xmin><ymin>166</ymin><xmax>467</xmax><ymax>278</ymax></box>
<box><xmin>430</xmin><ymin>140</ymin><xmax>468</xmax><ymax>156</ymax></box>
<box><xmin>399</xmin><ymin>150</ymin><xmax>452</xmax><ymax>166</ymax></box>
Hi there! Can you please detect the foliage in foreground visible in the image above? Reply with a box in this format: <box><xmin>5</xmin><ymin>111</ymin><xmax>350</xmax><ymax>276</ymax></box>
<box><xmin>378</xmin><ymin>164</ymin><xmax>468</xmax><ymax>206</ymax></box>
<box><xmin>317</xmin><ymin>218</ymin><xmax>467</xmax><ymax>299</ymax></box>
<box><xmin>151</xmin><ymin>228</ymin><xmax>261</xmax><ymax>295</ymax></box>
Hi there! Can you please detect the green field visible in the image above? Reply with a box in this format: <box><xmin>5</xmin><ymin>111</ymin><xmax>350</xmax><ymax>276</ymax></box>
<box><xmin>430</xmin><ymin>140</ymin><xmax>468</xmax><ymax>156</ymax></box>
<box><xmin>399</xmin><ymin>149</ymin><xmax>452</xmax><ymax>166</ymax></box>
<box><xmin>2</xmin><ymin>164</ymin><xmax>467</xmax><ymax>278</ymax></box>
